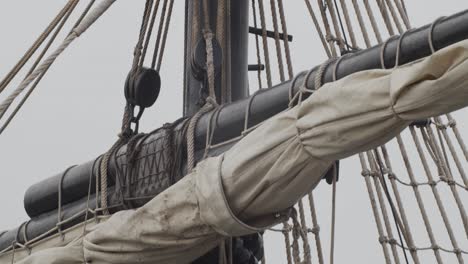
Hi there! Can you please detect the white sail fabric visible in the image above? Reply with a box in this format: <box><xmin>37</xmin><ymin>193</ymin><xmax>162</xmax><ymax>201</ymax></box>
<box><xmin>10</xmin><ymin>39</ymin><xmax>468</xmax><ymax>264</ymax></box>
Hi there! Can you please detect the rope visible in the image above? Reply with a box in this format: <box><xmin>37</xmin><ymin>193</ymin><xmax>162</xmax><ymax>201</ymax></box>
<box><xmin>281</xmin><ymin>221</ymin><xmax>293</xmax><ymax>264</ymax></box>
<box><xmin>338</xmin><ymin>0</ymin><xmax>357</xmax><ymax>49</ymax></box>
<box><xmin>316</xmin><ymin>0</ymin><xmax>338</xmax><ymax>57</ymax></box>
<box><xmin>156</xmin><ymin>0</ymin><xmax>175</xmax><ymax>71</ymax></box>
<box><xmin>140</xmin><ymin>0</ymin><xmax>162</xmax><ymax>68</ymax></box>
<box><xmin>351</xmin><ymin>0</ymin><xmax>371</xmax><ymax>48</ymax></box>
<box><xmin>307</xmin><ymin>193</ymin><xmax>325</xmax><ymax>264</ymax></box>
<box><xmin>0</xmin><ymin>0</ymin><xmax>80</xmax><ymax>135</ymax></box>
<box><xmin>363</xmin><ymin>0</ymin><xmax>383</xmax><ymax>43</ymax></box>
<box><xmin>99</xmin><ymin>139</ymin><xmax>123</xmax><ymax>215</ymax></box>
<box><xmin>297</xmin><ymin>200</ymin><xmax>312</xmax><ymax>264</ymax></box>
<box><xmin>424</xmin><ymin>125</ymin><xmax>468</xmax><ymax>238</ymax></box>
<box><xmin>0</xmin><ymin>0</ymin><xmax>75</xmax><ymax>95</ymax></box>
<box><xmin>366</xmin><ymin>151</ymin><xmax>400</xmax><ymax>264</ymax></box>
<box><xmin>132</xmin><ymin>0</ymin><xmax>154</xmax><ymax>74</ymax></box>
<box><xmin>277</xmin><ymin>0</ymin><xmax>294</xmax><ymax>79</ymax></box>
<box><xmin>304</xmin><ymin>0</ymin><xmax>332</xmax><ymax>58</ymax></box>
<box><xmin>269</xmin><ymin>0</ymin><xmax>285</xmax><ymax>82</ymax></box>
<box><xmin>410</xmin><ymin>126</ymin><xmax>464</xmax><ymax>262</ymax></box>
<box><xmin>252</xmin><ymin>0</ymin><xmax>264</xmax><ymax>88</ymax></box>
<box><xmin>384</xmin><ymin>0</ymin><xmax>404</xmax><ymax>33</ymax></box>
<box><xmin>376</xmin><ymin>0</ymin><xmax>395</xmax><ymax>36</ymax></box>
<box><xmin>151</xmin><ymin>0</ymin><xmax>168</xmax><ymax>69</ymax></box>
<box><xmin>446</xmin><ymin>113</ymin><xmax>468</xmax><ymax>162</ymax></box>
<box><xmin>392</xmin><ymin>0</ymin><xmax>411</xmax><ymax>29</ymax></box>
<box><xmin>434</xmin><ymin>116</ymin><xmax>468</xmax><ymax>187</ymax></box>
<box><xmin>0</xmin><ymin>0</ymin><xmax>116</xmax><ymax>120</ymax></box>
<box><xmin>359</xmin><ymin>153</ymin><xmax>392</xmax><ymax>264</ymax></box>
<box><xmin>378</xmin><ymin>145</ymin><xmax>421</xmax><ymax>264</ymax></box>
<box><xmin>216</xmin><ymin>0</ymin><xmax>228</xmax><ymax>102</ymax></box>
<box><xmin>186</xmin><ymin>0</ymin><xmax>220</xmax><ymax>172</ymax></box>
<box><xmin>258</xmin><ymin>0</ymin><xmax>273</xmax><ymax>88</ymax></box>
<box><xmin>329</xmin><ymin>171</ymin><xmax>337</xmax><ymax>264</ymax></box>
<box><xmin>324</xmin><ymin>0</ymin><xmax>345</xmax><ymax>53</ymax></box>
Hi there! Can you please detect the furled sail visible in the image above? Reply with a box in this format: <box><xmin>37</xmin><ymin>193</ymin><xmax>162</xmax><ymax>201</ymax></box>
<box><xmin>7</xmin><ymin>38</ymin><xmax>468</xmax><ymax>264</ymax></box>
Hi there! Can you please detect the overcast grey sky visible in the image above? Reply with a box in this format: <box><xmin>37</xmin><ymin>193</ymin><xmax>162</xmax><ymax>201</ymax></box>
<box><xmin>0</xmin><ymin>1</ymin><xmax>467</xmax><ymax>263</ymax></box>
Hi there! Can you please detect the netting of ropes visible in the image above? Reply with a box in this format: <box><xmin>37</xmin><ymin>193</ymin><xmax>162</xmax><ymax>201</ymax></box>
<box><xmin>248</xmin><ymin>1</ymin><xmax>467</xmax><ymax>264</ymax></box>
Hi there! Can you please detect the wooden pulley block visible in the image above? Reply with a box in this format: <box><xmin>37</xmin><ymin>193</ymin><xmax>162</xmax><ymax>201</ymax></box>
<box><xmin>125</xmin><ymin>67</ymin><xmax>161</xmax><ymax>108</ymax></box>
<box><xmin>191</xmin><ymin>37</ymin><xmax>223</xmax><ymax>80</ymax></box>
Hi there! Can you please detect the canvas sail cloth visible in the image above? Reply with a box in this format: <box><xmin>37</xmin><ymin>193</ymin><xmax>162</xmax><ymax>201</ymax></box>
<box><xmin>9</xmin><ymin>39</ymin><xmax>468</xmax><ymax>264</ymax></box>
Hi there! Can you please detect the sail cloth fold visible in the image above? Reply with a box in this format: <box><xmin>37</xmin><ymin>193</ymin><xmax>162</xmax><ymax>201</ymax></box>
<box><xmin>10</xmin><ymin>40</ymin><xmax>468</xmax><ymax>264</ymax></box>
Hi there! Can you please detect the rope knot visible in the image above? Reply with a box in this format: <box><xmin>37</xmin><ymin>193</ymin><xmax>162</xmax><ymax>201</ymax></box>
<box><xmin>382</xmin><ymin>167</ymin><xmax>390</xmax><ymax>175</ymax></box>
<box><xmin>282</xmin><ymin>223</ymin><xmax>292</xmax><ymax>234</ymax></box>
<box><xmin>361</xmin><ymin>169</ymin><xmax>371</xmax><ymax>177</ymax></box>
<box><xmin>205</xmin><ymin>96</ymin><xmax>219</xmax><ymax>107</ymax></box>
<box><xmin>378</xmin><ymin>236</ymin><xmax>388</xmax><ymax>244</ymax></box>
<box><xmin>309</xmin><ymin>226</ymin><xmax>320</xmax><ymax>234</ymax></box>
<box><xmin>133</xmin><ymin>45</ymin><xmax>143</xmax><ymax>56</ymax></box>
<box><xmin>431</xmin><ymin>244</ymin><xmax>440</xmax><ymax>251</ymax></box>
<box><xmin>435</xmin><ymin>122</ymin><xmax>447</xmax><ymax>130</ymax></box>
<box><xmin>387</xmin><ymin>172</ymin><xmax>396</xmax><ymax>180</ymax></box>
<box><xmin>446</xmin><ymin>179</ymin><xmax>456</xmax><ymax>186</ymax></box>
<box><xmin>325</xmin><ymin>34</ymin><xmax>335</xmax><ymax>42</ymax></box>
<box><xmin>448</xmin><ymin>119</ymin><xmax>457</xmax><ymax>127</ymax></box>
<box><xmin>202</xmin><ymin>29</ymin><xmax>214</xmax><ymax>40</ymax></box>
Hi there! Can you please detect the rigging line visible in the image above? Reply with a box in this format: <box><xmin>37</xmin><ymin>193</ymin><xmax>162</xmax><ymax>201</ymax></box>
<box><xmin>332</xmin><ymin>0</ymin><xmax>350</xmax><ymax>52</ymax></box>
<box><xmin>398</xmin><ymin>0</ymin><xmax>410</xmax><ymax>27</ymax></box>
<box><xmin>251</xmin><ymin>0</ymin><xmax>263</xmax><ymax>89</ymax></box>
<box><xmin>351</xmin><ymin>0</ymin><xmax>371</xmax><ymax>48</ymax></box>
<box><xmin>316</xmin><ymin>0</ymin><xmax>337</xmax><ymax>57</ymax></box>
<box><xmin>410</xmin><ymin>126</ymin><xmax>463</xmax><ymax>260</ymax></box>
<box><xmin>329</xmin><ymin>170</ymin><xmax>337</xmax><ymax>264</ymax></box>
<box><xmin>26</xmin><ymin>0</ymin><xmax>80</xmax><ymax>77</ymax></box>
<box><xmin>216</xmin><ymin>0</ymin><xmax>228</xmax><ymax>102</ymax></box>
<box><xmin>0</xmin><ymin>0</ymin><xmax>75</xmax><ymax>95</ymax></box>
<box><xmin>338</xmin><ymin>0</ymin><xmax>357</xmax><ymax>49</ymax></box>
<box><xmin>363</xmin><ymin>0</ymin><xmax>383</xmax><ymax>43</ymax></box>
<box><xmin>258</xmin><ymin>0</ymin><xmax>273</xmax><ymax>88</ymax></box>
<box><xmin>69</xmin><ymin>0</ymin><xmax>97</xmax><ymax>33</ymax></box>
<box><xmin>376</xmin><ymin>0</ymin><xmax>395</xmax><ymax>36</ymax></box>
<box><xmin>324</xmin><ymin>0</ymin><xmax>345</xmax><ymax>53</ymax></box>
<box><xmin>151</xmin><ymin>0</ymin><xmax>169</xmax><ymax>69</ymax></box>
<box><xmin>0</xmin><ymin>0</ymin><xmax>117</xmax><ymax>122</ymax></box>
<box><xmin>131</xmin><ymin>0</ymin><xmax>154</xmax><ymax>74</ymax></box>
<box><xmin>277</xmin><ymin>0</ymin><xmax>294</xmax><ymax>79</ymax></box>
<box><xmin>303</xmin><ymin>0</ymin><xmax>332</xmax><ymax>58</ymax></box>
<box><xmin>269</xmin><ymin>0</ymin><xmax>286</xmax><ymax>82</ymax></box>
<box><xmin>156</xmin><ymin>0</ymin><xmax>175</xmax><ymax>71</ymax></box>
<box><xmin>373</xmin><ymin>149</ymin><xmax>411</xmax><ymax>264</ymax></box>
<box><xmin>378</xmin><ymin>145</ymin><xmax>421</xmax><ymax>264</ymax></box>
<box><xmin>0</xmin><ymin>0</ymin><xmax>80</xmax><ymax>135</ymax></box>
<box><xmin>140</xmin><ymin>0</ymin><xmax>162</xmax><ymax>69</ymax></box>
<box><xmin>384</xmin><ymin>0</ymin><xmax>403</xmax><ymax>34</ymax></box>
